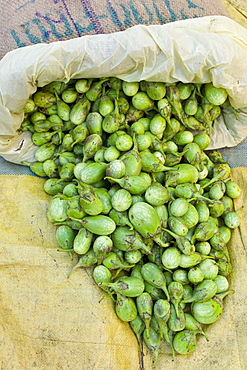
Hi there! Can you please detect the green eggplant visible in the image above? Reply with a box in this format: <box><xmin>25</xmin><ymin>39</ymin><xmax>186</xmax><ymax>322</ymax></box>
<box><xmin>111</xmin><ymin>226</ymin><xmax>152</xmax><ymax>254</ymax></box>
<box><xmin>119</xmin><ymin>135</ymin><xmax>142</xmax><ymax>176</ymax></box>
<box><xmin>106</xmin><ymin>172</ymin><xmax>152</xmax><ymax>195</ymax></box>
<box><xmin>79</xmin><ymin>184</ymin><xmax>104</xmax><ymax>215</ymax></box>
<box><xmin>141</xmin><ymin>262</ymin><xmax>170</xmax><ymax>301</ymax></box>
<box><xmin>73</xmin><ymin>227</ymin><xmax>94</xmax><ymax>255</ymax></box>
<box><xmin>70</xmin><ymin>97</ymin><xmax>91</xmax><ymax>125</ymax></box>
<box><xmin>82</xmin><ymin>134</ymin><xmax>103</xmax><ymax>162</ymax></box>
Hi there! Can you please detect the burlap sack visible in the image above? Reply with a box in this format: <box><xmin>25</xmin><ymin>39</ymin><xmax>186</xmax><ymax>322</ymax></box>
<box><xmin>0</xmin><ymin>168</ymin><xmax>246</xmax><ymax>370</ymax></box>
<box><xmin>0</xmin><ymin>0</ymin><xmax>229</xmax><ymax>60</ymax></box>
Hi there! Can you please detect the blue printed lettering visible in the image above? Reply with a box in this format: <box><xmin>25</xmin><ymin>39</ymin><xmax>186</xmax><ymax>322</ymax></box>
<box><xmin>31</xmin><ymin>18</ymin><xmax>51</xmax><ymax>42</ymax></box>
<box><xmin>10</xmin><ymin>30</ymin><xmax>27</xmax><ymax>48</ymax></box>
<box><xmin>23</xmin><ymin>21</ymin><xmax>41</xmax><ymax>44</ymax></box>
<box><xmin>161</xmin><ymin>0</ymin><xmax>178</xmax><ymax>22</ymax></box>
<box><xmin>73</xmin><ymin>21</ymin><xmax>95</xmax><ymax>35</ymax></box>
<box><xmin>106</xmin><ymin>0</ymin><xmax>123</xmax><ymax>30</ymax></box>
<box><xmin>9</xmin><ymin>0</ymin><xmax>207</xmax><ymax>51</ymax></box>
<box><xmin>128</xmin><ymin>1</ymin><xmax>148</xmax><ymax>24</ymax></box>
<box><xmin>179</xmin><ymin>8</ymin><xmax>189</xmax><ymax>20</ymax></box>
<box><xmin>16</xmin><ymin>0</ymin><xmax>37</xmax><ymax>11</ymax></box>
<box><xmin>142</xmin><ymin>2</ymin><xmax>154</xmax><ymax>24</ymax></box>
<box><xmin>185</xmin><ymin>0</ymin><xmax>204</xmax><ymax>10</ymax></box>
<box><xmin>35</xmin><ymin>12</ymin><xmax>74</xmax><ymax>39</ymax></box>
<box><xmin>117</xmin><ymin>4</ymin><xmax>133</xmax><ymax>27</ymax></box>
<box><xmin>79</xmin><ymin>0</ymin><xmax>104</xmax><ymax>34</ymax></box>
<box><xmin>59</xmin><ymin>0</ymin><xmax>82</xmax><ymax>36</ymax></box>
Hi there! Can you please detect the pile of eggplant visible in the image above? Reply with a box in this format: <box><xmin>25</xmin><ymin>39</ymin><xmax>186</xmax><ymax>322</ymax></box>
<box><xmin>20</xmin><ymin>77</ymin><xmax>241</xmax><ymax>367</ymax></box>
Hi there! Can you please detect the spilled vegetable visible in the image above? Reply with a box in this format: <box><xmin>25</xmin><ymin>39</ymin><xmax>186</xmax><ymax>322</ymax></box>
<box><xmin>20</xmin><ymin>77</ymin><xmax>241</xmax><ymax>369</ymax></box>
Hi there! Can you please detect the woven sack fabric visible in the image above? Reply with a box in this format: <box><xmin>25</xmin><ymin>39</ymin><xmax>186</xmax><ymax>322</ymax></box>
<box><xmin>0</xmin><ymin>0</ymin><xmax>229</xmax><ymax>60</ymax></box>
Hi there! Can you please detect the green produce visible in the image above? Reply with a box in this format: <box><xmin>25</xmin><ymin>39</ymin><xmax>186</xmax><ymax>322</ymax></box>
<box><xmin>61</xmin><ymin>87</ymin><xmax>78</xmax><ymax>104</ymax></box>
<box><xmin>225</xmin><ymin>180</ymin><xmax>241</xmax><ymax>198</ymax></box>
<box><xmin>68</xmin><ymin>249</ymin><xmax>98</xmax><ymax>277</ymax></box>
<box><xmin>224</xmin><ymin>211</ymin><xmax>241</xmax><ymax>228</ymax></box>
<box><xmin>168</xmin><ymin>216</ymin><xmax>189</xmax><ymax>237</ymax></box>
<box><xmin>187</xmin><ymin>266</ymin><xmax>204</xmax><ymax>284</ymax></box>
<box><xmin>94</xmin><ymin>188</ymin><xmax>112</xmax><ymax>215</ymax></box>
<box><xmin>70</xmin><ymin>97</ymin><xmax>91</xmax><ymax>125</ymax></box>
<box><xmin>20</xmin><ymin>76</ymin><xmax>241</xmax><ymax>367</ymax></box>
<box><xmin>184</xmin><ymin>88</ymin><xmax>198</xmax><ymax>116</ymax></box>
<box><xmin>73</xmin><ymin>227</ymin><xmax>94</xmax><ymax>255</ymax></box>
<box><xmin>171</xmin><ymin>268</ymin><xmax>188</xmax><ymax>286</ymax></box>
<box><xmin>182</xmin><ymin>279</ymin><xmax>218</xmax><ymax>303</ymax></box>
<box><xmin>105</xmin><ymin>159</ymin><xmax>126</xmax><ymax>179</ymax></box>
<box><xmin>169</xmin><ymin>198</ymin><xmax>189</xmax><ymax>217</ymax></box>
<box><xmin>107</xmin><ymin>172</ymin><xmax>152</xmax><ymax>195</ymax></box>
<box><xmin>204</xmin><ymin>83</ymin><xmax>228</xmax><ymax>106</ymax></box>
<box><xmin>55</xmin><ymin>91</ymin><xmax>71</xmax><ymax>121</ymax></box>
<box><xmin>129</xmin><ymin>315</ymin><xmax>145</xmax><ymax>351</ymax></box>
<box><xmin>115</xmin><ymin>294</ymin><xmax>137</xmax><ymax>322</ymax></box>
<box><xmin>184</xmin><ymin>312</ymin><xmax>209</xmax><ymax>340</ymax></box>
<box><xmin>71</xmin><ymin>124</ymin><xmax>89</xmax><ymax>146</ymax></box>
<box><xmin>141</xmin><ymin>263</ymin><xmax>170</xmax><ymax>301</ymax></box>
<box><xmin>214</xmin><ymin>275</ymin><xmax>230</xmax><ymax>293</ymax></box>
<box><xmin>173</xmin><ymin>329</ymin><xmax>200</xmax><ymax>355</ymax></box>
<box><xmin>31</xmin><ymin>130</ymin><xmax>61</xmax><ymax>146</ymax></box>
<box><xmin>92</xmin><ymin>235</ymin><xmax>113</xmax><ymax>263</ymax></box>
<box><xmin>132</xmin><ymin>91</ymin><xmax>154</xmax><ymax>111</ymax></box>
<box><xmin>79</xmin><ymin>184</ymin><xmax>104</xmax><ymax>215</ymax></box>
<box><xmin>102</xmin><ymin>251</ymin><xmax>134</xmax><ymax>272</ymax></box>
<box><xmin>146</xmin><ymin>81</ymin><xmax>166</xmax><ymax>100</ymax></box>
<box><xmin>165</xmin><ymin>163</ymin><xmax>199</xmax><ymax>187</ymax></box>
<box><xmin>153</xmin><ymin>299</ymin><xmax>174</xmax><ymax>356</ymax></box>
<box><xmin>71</xmin><ymin>215</ymin><xmax>116</xmax><ymax>235</ymax></box>
<box><xmin>108</xmin><ymin>209</ymin><xmax>133</xmax><ymax>229</ymax></box>
<box><xmin>143</xmin><ymin>326</ymin><xmax>161</xmax><ymax>368</ymax></box>
<box><xmin>33</xmin><ymin>90</ymin><xmax>56</xmax><ymax>108</ymax></box>
<box><xmin>144</xmin><ymin>182</ymin><xmax>170</xmax><ymax>206</ymax></box>
<box><xmin>119</xmin><ymin>135</ymin><xmax>142</xmax><ymax>176</ymax></box>
<box><xmin>168</xmin><ymin>281</ymin><xmax>184</xmax><ymax>316</ymax></box>
<box><xmin>140</xmin><ymin>150</ymin><xmax>174</xmax><ymax>173</ymax></box>
<box><xmin>82</xmin><ymin>134</ymin><xmax>103</xmax><ymax>162</ymax></box>
<box><xmin>80</xmin><ymin>162</ymin><xmax>107</xmax><ymax>185</ymax></box>
<box><xmin>136</xmin><ymin>292</ymin><xmax>153</xmax><ymax>339</ymax></box>
<box><xmin>122</xmin><ymin>81</ymin><xmax>139</xmax><ymax>96</ymax></box>
<box><xmin>177</xmin><ymin>82</ymin><xmax>193</xmax><ymax>100</ymax></box>
<box><xmin>34</xmin><ymin>142</ymin><xmax>56</xmax><ymax>162</ymax></box>
<box><xmin>181</xmin><ymin>203</ymin><xmax>199</xmax><ymax>228</ymax></box>
<box><xmin>191</xmin><ymin>296</ymin><xmax>222</xmax><ymax>324</ymax></box>
<box><xmin>55</xmin><ymin>225</ymin><xmax>75</xmax><ymax>249</ymax></box>
<box><xmin>75</xmin><ymin>78</ymin><xmax>93</xmax><ymax>93</ymax></box>
<box><xmin>167</xmin><ymin>302</ymin><xmax>186</xmax><ymax>332</ymax></box>
<box><xmin>103</xmin><ymin>145</ymin><xmax>120</xmax><ymax>162</ymax></box>
<box><xmin>149</xmin><ymin>114</ymin><xmax>166</xmax><ymax>136</ymax></box>
<box><xmin>111</xmin><ymin>189</ymin><xmax>132</xmax><ymax>212</ymax></box>
<box><xmin>47</xmin><ymin>196</ymin><xmax>67</xmax><ymax>223</ymax></box>
<box><xmin>155</xmin><ymin>204</ymin><xmax>168</xmax><ymax>228</ymax></box>
<box><xmin>92</xmin><ymin>264</ymin><xmax>113</xmax><ymax>296</ymax></box>
<box><xmin>111</xmin><ymin>226</ymin><xmax>151</xmax><ymax>254</ymax></box>
<box><xmin>195</xmin><ymin>241</ymin><xmax>211</xmax><ymax>255</ymax></box>
<box><xmin>101</xmin><ymin>276</ymin><xmax>145</xmax><ymax>297</ymax></box>
<box><xmin>125</xmin><ymin>250</ymin><xmax>143</xmax><ymax>264</ymax></box>
<box><xmin>161</xmin><ymin>247</ymin><xmax>181</xmax><ymax>270</ymax></box>
<box><xmin>22</xmin><ymin>161</ymin><xmax>47</xmax><ymax>177</ymax></box>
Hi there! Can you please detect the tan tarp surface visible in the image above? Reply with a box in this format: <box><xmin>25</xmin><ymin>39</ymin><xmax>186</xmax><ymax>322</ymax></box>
<box><xmin>0</xmin><ymin>167</ymin><xmax>246</xmax><ymax>370</ymax></box>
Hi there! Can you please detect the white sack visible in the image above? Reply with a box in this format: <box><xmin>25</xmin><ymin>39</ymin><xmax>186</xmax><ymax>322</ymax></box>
<box><xmin>1</xmin><ymin>15</ymin><xmax>247</xmax><ymax>164</ymax></box>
